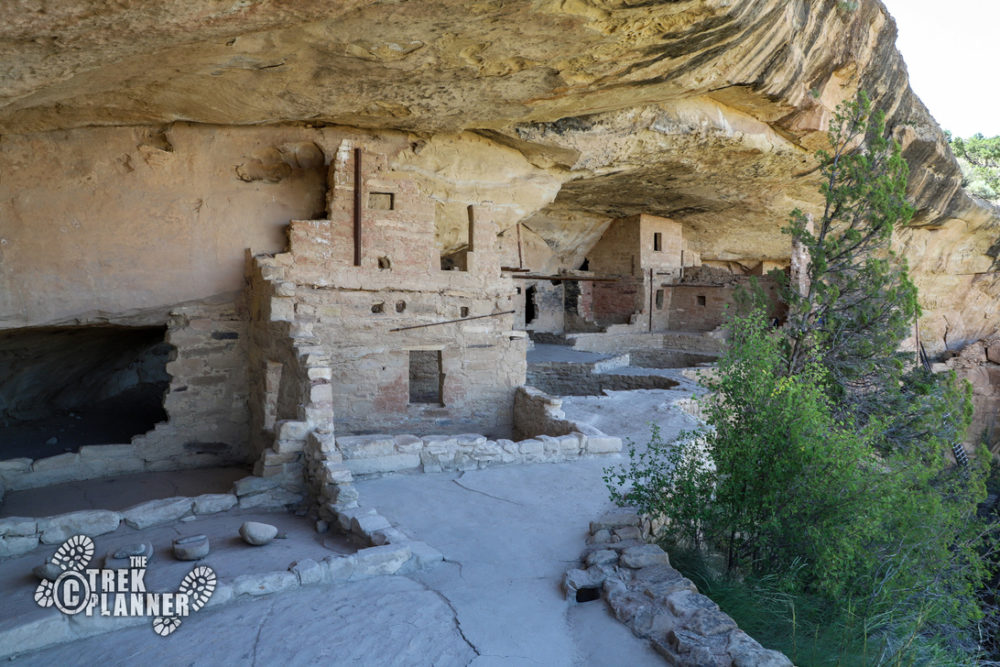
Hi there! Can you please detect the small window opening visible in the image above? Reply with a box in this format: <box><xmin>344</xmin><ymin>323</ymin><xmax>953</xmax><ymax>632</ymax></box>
<box><xmin>395</xmin><ymin>301</ymin><xmax>406</xmax><ymax>313</ymax></box>
<box><xmin>409</xmin><ymin>350</ymin><xmax>443</xmax><ymax>404</ymax></box>
<box><xmin>525</xmin><ymin>285</ymin><xmax>538</xmax><ymax>325</ymax></box>
<box><xmin>655</xmin><ymin>289</ymin><xmax>664</xmax><ymax>310</ymax></box>
<box><xmin>576</xmin><ymin>587</ymin><xmax>601</xmax><ymax>603</ymax></box>
<box><xmin>460</xmin><ymin>307</ymin><xmax>470</xmax><ymax>318</ymax></box>
<box><xmin>378</xmin><ymin>256</ymin><xmax>391</xmax><ymax>270</ymax></box>
<box><xmin>372</xmin><ymin>303</ymin><xmax>384</xmax><ymax>314</ymax></box>
<box><xmin>368</xmin><ymin>192</ymin><xmax>394</xmax><ymax>210</ymax></box>
<box><xmin>653</xmin><ymin>232</ymin><xmax>662</xmax><ymax>252</ymax></box>
<box><xmin>697</xmin><ymin>295</ymin><xmax>706</xmax><ymax>306</ymax></box>
<box><xmin>579</xmin><ymin>258</ymin><xmax>590</xmax><ymax>271</ymax></box>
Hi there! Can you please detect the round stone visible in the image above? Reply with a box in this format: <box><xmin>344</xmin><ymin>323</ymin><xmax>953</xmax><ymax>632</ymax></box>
<box><xmin>173</xmin><ymin>534</ymin><xmax>210</xmax><ymax>561</ymax></box>
<box><xmin>113</xmin><ymin>543</ymin><xmax>151</xmax><ymax>560</ymax></box>
<box><xmin>33</xmin><ymin>563</ymin><xmax>63</xmax><ymax>581</ymax></box>
<box><xmin>239</xmin><ymin>521</ymin><xmax>278</xmax><ymax>546</ymax></box>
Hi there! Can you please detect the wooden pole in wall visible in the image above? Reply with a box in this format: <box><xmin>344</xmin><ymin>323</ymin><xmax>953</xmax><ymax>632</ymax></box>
<box><xmin>353</xmin><ymin>148</ymin><xmax>362</xmax><ymax>267</ymax></box>
<box><xmin>648</xmin><ymin>267</ymin><xmax>654</xmax><ymax>332</ymax></box>
<box><xmin>516</xmin><ymin>223</ymin><xmax>523</xmax><ymax>269</ymax></box>
<box><xmin>467</xmin><ymin>205</ymin><xmax>475</xmax><ymax>253</ymax></box>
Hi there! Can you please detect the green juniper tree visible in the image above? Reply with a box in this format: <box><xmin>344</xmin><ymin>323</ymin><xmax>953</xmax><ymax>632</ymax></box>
<box><xmin>607</xmin><ymin>92</ymin><xmax>992</xmax><ymax>660</ymax></box>
<box><xmin>777</xmin><ymin>92</ymin><xmax>970</xmax><ymax>459</ymax></box>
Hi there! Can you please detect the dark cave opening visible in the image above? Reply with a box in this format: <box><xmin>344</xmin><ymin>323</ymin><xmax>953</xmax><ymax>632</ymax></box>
<box><xmin>0</xmin><ymin>325</ymin><xmax>172</xmax><ymax>460</ymax></box>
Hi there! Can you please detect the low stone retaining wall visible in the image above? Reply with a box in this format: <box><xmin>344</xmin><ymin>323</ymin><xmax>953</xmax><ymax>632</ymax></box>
<box><xmin>336</xmin><ymin>430</ymin><xmax>622</xmax><ymax>478</ymax></box>
<box><xmin>564</xmin><ymin>509</ymin><xmax>791</xmax><ymax>666</ymax></box>
<box><xmin>0</xmin><ymin>476</ymin><xmax>302</xmax><ymax>559</ymax></box>
<box><xmin>527</xmin><ymin>362</ymin><xmax>679</xmax><ymax>396</ymax></box>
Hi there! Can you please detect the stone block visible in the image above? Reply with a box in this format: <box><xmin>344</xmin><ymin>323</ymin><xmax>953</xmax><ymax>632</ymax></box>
<box><xmin>563</xmin><ymin>567</ymin><xmax>605</xmax><ymax>599</ymax></box>
<box><xmin>393</xmin><ymin>434</ymin><xmax>423</xmax><ymax>453</ymax></box>
<box><xmin>620</xmin><ymin>544</ymin><xmax>670</xmax><ymax>569</ymax></box>
<box><xmin>335</xmin><ymin>506</ymin><xmax>376</xmax><ymax>533</ymax></box>
<box><xmin>585</xmin><ymin>434</ymin><xmax>622</xmax><ymax>454</ymax></box>
<box><xmin>306</xmin><ymin>366</ymin><xmax>332</xmax><ymax>381</ymax></box>
<box><xmin>321</xmin><ymin>461</ymin><xmax>354</xmax><ymax>485</ymax></box>
<box><xmin>0</xmin><ymin>534</ymin><xmax>39</xmax><ymax>558</ymax></box>
<box><xmin>233</xmin><ymin>476</ymin><xmax>280</xmax><ymax>496</ymax></box>
<box><xmin>337</xmin><ymin>434</ymin><xmax>396</xmax><ymax>459</ymax></box>
<box><xmin>455</xmin><ymin>434</ymin><xmax>487</xmax><ymax>449</ymax></box>
<box><xmin>192</xmin><ymin>493</ymin><xmax>237</xmax><ymax>514</ymax></box>
<box><xmin>276</xmin><ymin>420</ymin><xmax>310</xmax><ymax>442</ymax></box>
<box><xmin>309</xmin><ymin>383</ymin><xmax>334</xmax><ymax>403</ymax></box>
<box><xmin>238</xmin><ymin>488</ymin><xmax>302</xmax><ymax>509</ymax></box>
<box><xmin>557</xmin><ymin>434</ymin><xmax>583</xmax><ymax>454</ymax></box>
<box><xmin>352</xmin><ymin>513</ymin><xmax>392</xmax><ymax>537</ymax></box>
<box><xmin>321</xmin><ymin>554</ymin><xmax>355</xmax><ymax>582</ymax></box>
<box><xmin>344</xmin><ymin>453</ymin><xmax>420</xmax><ymax>476</ymax></box>
<box><xmin>352</xmin><ymin>545</ymin><xmax>412</xmax><ymax>578</ymax></box>
<box><xmin>123</xmin><ymin>497</ymin><xmax>194</xmax><ymax>530</ymax></box>
<box><xmin>614</xmin><ymin>526</ymin><xmax>642</xmax><ymax>541</ymax></box>
<box><xmin>687</xmin><ymin>608</ymin><xmax>738</xmax><ymax>637</ymax></box>
<box><xmin>586</xmin><ymin>549</ymin><xmax>619</xmax><ymax>568</ymax></box>
<box><xmin>0</xmin><ymin>613</ymin><xmax>73</xmax><ymax>660</ymax></box>
<box><xmin>31</xmin><ymin>452</ymin><xmax>80</xmax><ymax>471</ymax></box>
<box><xmin>38</xmin><ymin>510</ymin><xmax>122</xmax><ymax>544</ymax></box>
<box><xmin>665</xmin><ymin>589</ymin><xmax>719</xmax><ymax>619</ymax></box>
<box><xmin>0</xmin><ymin>516</ymin><xmax>37</xmax><ymax>537</ymax></box>
<box><xmin>370</xmin><ymin>527</ymin><xmax>408</xmax><ymax>546</ymax></box>
<box><xmin>306</xmin><ymin>430</ymin><xmax>338</xmax><ymax>456</ymax></box>
<box><xmin>232</xmin><ymin>571</ymin><xmax>299</xmax><ymax>597</ymax></box>
<box><xmin>590</xmin><ymin>510</ymin><xmax>640</xmax><ymax>532</ymax></box>
<box><xmin>78</xmin><ymin>444</ymin><xmax>136</xmax><ymax>459</ymax></box>
<box><xmin>403</xmin><ymin>541</ymin><xmax>444</xmax><ymax>569</ymax></box>
<box><xmin>205</xmin><ymin>582</ymin><xmax>234</xmax><ymax>609</ymax></box>
<box><xmin>496</xmin><ymin>439</ymin><xmax>520</xmax><ymax>463</ymax></box>
<box><xmin>517</xmin><ymin>438</ymin><xmax>544</xmax><ymax>461</ymax></box>
<box><xmin>290</xmin><ymin>558</ymin><xmax>324</xmax><ymax>586</ymax></box>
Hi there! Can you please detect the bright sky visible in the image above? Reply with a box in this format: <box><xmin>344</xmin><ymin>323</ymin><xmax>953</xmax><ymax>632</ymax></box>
<box><xmin>880</xmin><ymin>0</ymin><xmax>1000</xmax><ymax>138</ymax></box>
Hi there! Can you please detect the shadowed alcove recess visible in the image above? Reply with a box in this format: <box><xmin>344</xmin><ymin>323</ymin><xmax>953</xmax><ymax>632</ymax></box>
<box><xmin>0</xmin><ymin>325</ymin><xmax>172</xmax><ymax>460</ymax></box>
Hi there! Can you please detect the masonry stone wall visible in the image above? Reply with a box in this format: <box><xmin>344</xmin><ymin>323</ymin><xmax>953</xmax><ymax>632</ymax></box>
<box><xmin>249</xmin><ymin>141</ymin><xmax>527</xmax><ymax>442</ymax></box>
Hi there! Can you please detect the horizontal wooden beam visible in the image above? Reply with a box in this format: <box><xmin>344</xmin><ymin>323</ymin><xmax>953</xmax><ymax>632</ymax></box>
<box><xmin>389</xmin><ymin>310</ymin><xmax>516</xmax><ymax>332</ymax></box>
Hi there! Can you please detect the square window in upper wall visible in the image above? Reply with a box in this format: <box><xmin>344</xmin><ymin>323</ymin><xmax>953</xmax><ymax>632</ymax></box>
<box><xmin>653</xmin><ymin>232</ymin><xmax>662</xmax><ymax>252</ymax></box>
<box><xmin>697</xmin><ymin>295</ymin><xmax>706</xmax><ymax>306</ymax></box>
<box><xmin>368</xmin><ymin>192</ymin><xmax>394</xmax><ymax>210</ymax></box>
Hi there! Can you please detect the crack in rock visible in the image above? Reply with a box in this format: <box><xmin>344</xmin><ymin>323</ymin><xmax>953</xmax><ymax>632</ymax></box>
<box><xmin>414</xmin><ymin>578</ymin><xmax>482</xmax><ymax>659</ymax></box>
<box><xmin>452</xmin><ymin>474</ymin><xmax>524</xmax><ymax>506</ymax></box>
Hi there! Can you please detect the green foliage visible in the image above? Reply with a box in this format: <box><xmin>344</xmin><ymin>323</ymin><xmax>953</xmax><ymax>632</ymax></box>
<box><xmin>778</xmin><ymin>92</ymin><xmax>917</xmax><ymax>396</ymax></box>
<box><xmin>949</xmin><ymin>132</ymin><xmax>1000</xmax><ymax>202</ymax></box>
<box><xmin>606</xmin><ymin>91</ymin><xmax>994</xmax><ymax>658</ymax></box>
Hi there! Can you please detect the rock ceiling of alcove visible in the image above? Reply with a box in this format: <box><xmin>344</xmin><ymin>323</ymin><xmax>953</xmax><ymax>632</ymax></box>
<box><xmin>0</xmin><ymin>0</ymin><xmax>992</xmax><ymax>264</ymax></box>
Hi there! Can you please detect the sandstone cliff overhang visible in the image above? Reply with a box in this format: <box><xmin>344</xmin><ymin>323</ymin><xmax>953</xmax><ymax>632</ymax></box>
<box><xmin>0</xmin><ymin>0</ymin><xmax>997</xmax><ymax>351</ymax></box>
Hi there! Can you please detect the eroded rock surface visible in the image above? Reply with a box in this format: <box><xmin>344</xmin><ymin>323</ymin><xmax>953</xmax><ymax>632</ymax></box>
<box><xmin>0</xmin><ymin>0</ymin><xmax>995</xmax><ymax>357</ymax></box>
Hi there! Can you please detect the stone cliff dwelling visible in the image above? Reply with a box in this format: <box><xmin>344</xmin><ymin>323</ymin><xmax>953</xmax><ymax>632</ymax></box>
<box><xmin>0</xmin><ymin>0</ymin><xmax>998</xmax><ymax>663</ymax></box>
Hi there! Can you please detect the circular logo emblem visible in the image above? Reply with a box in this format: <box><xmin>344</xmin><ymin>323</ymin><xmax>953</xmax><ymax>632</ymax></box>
<box><xmin>52</xmin><ymin>571</ymin><xmax>92</xmax><ymax>615</ymax></box>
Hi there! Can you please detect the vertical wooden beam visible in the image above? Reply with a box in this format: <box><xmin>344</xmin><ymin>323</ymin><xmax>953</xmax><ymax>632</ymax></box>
<box><xmin>353</xmin><ymin>147</ymin><xmax>362</xmax><ymax>267</ymax></box>
<box><xmin>516</xmin><ymin>223</ymin><xmax>523</xmax><ymax>269</ymax></box>
<box><xmin>466</xmin><ymin>204</ymin><xmax>475</xmax><ymax>253</ymax></box>
<box><xmin>648</xmin><ymin>267</ymin><xmax>654</xmax><ymax>332</ymax></box>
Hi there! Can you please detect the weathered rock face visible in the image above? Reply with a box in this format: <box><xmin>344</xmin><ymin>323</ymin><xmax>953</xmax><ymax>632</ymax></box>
<box><xmin>0</xmin><ymin>0</ymin><xmax>995</xmax><ymax>356</ymax></box>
